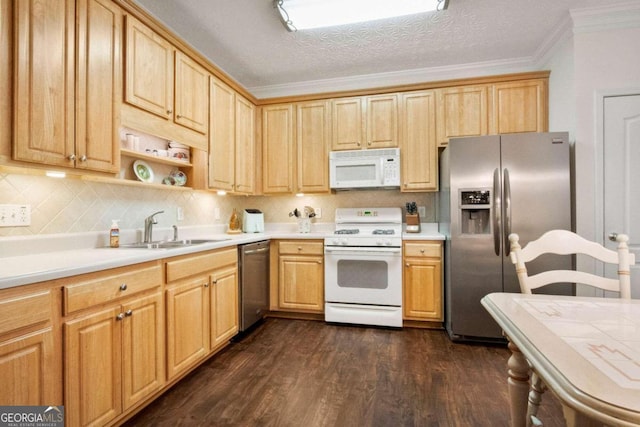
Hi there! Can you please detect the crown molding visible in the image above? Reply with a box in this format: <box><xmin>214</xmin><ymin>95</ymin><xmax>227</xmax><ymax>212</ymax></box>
<box><xmin>249</xmin><ymin>58</ymin><xmax>536</xmax><ymax>99</ymax></box>
<box><xmin>571</xmin><ymin>1</ymin><xmax>640</xmax><ymax>33</ymax></box>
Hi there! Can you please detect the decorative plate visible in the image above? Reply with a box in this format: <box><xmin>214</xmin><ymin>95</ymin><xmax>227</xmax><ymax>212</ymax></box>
<box><xmin>133</xmin><ymin>160</ymin><xmax>154</xmax><ymax>183</ymax></box>
<box><xmin>170</xmin><ymin>170</ymin><xmax>187</xmax><ymax>186</ymax></box>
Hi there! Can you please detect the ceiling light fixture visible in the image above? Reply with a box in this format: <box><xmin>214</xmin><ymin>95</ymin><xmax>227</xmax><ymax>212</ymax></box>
<box><xmin>275</xmin><ymin>0</ymin><xmax>448</xmax><ymax>32</ymax></box>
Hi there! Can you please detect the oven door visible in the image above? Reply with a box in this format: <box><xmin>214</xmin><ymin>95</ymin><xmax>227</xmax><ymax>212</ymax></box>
<box><xmin>324</xmin><ymin>246</ymin><xmax>402</xmax><ymax>306</ymax></box>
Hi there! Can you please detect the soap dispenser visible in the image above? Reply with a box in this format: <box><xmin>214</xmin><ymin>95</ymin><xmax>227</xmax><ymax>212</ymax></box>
<box><xmin>110</xmin><ymin>220</ymin><xmax>120</xmax><ymax>248</ymax></box>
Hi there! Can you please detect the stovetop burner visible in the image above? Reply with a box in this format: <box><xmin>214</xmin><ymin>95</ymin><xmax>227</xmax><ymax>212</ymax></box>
<box><xmin>335</xmin><ymin>229</ymin><xmax>359</xmax><ymax>235</ymax></box>
<box><xmin>372</xmin><ymin>229</ymin><xmax>395</xmax><ymax>235</ymax></box>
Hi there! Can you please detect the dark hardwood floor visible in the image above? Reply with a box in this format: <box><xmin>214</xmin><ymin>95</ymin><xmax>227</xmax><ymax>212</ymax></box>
<box><xmin>127</xmin><ymin>318</ymin><xmax>565</xmax><ymax>427</ymax></box>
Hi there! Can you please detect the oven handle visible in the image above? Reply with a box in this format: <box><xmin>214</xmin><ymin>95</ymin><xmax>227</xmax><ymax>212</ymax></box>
<box><xmin>324</xmin><ymin>246</ymin><xmax>402</xmax><ymax>254</ymax></box>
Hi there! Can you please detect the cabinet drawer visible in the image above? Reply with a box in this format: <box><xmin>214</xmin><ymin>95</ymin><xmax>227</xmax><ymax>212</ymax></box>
<box><xmin>0</xmin><ymin>290</ymin><xmax>51</xmax><ymax>335</ymax></box>
<box><xmin>404</xmin><ymin>242</ymin><xmax>441</xmax><ymax>258</ymax></box>
<box><xmin>278</xmin><ymin>241</ymin><xmax>323</xmax><ymax>256</ymax></box>
<box><xmin>63</xmin><ymin>263</ymin><xmax>162</xmax><ymax>315</ymax></box>
<box><xmin>166</xmin><ymin>247</ymin><xmax>238</xmax><ymax>283</ymax></box>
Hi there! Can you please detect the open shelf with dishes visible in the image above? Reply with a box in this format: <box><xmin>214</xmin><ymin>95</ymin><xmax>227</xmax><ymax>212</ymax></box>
<box><xmin>119</xmin><ymin>127</ymin><xmax>200</xmax><ymax>189</ymax></box>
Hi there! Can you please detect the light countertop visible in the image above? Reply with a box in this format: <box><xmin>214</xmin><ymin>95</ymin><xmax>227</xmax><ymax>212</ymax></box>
<box><xmin>0</xmin><ymin>222</ymin><xmax>443</xmax><ymax>290</ymax></box>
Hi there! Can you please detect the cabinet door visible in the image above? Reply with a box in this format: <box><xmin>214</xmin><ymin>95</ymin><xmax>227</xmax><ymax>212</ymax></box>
<box><xmin>365</xmin><ymin>94</ymin><xmax>398</xmax><ymax>148</ymax></box>
<box><xmin>490</xmin><ymin>79</ymin><xmax>547</xmax><ymax>134</ymax></box>
<box><xmin>174</xmin><ymin>51</ymin><xmax>209</xmax><ymax>134</ymax></box>
<box><xmin>209</xmin><ymin>266</ymin><xmax>238</xmax><ymax>349</ymax></box>
<box><xmin>124</xmin><ymin>15</ymin><xmax>173</xmax><ymax>119</ymax></box>
<box><xmin>14</xmin><ymin>0</ymin><xmax>75</xmax><ymax>167</ymax></box>
<box><xmin>404</xmin><ymin>258</ymin><xmax>442</xmax><ymax>321</ymax></box>
<box><xmin>122</xmin><ymin>293</ymin><xmax>164</xmax><ymax>411</ymax></box>
<box><xmin>209</xmin><ymin>78</ymin><xmax>236</xmax><ymax>191</ymax></box>
<box><xmin>331</xmin><ymin>98</ymin><xmax>363</xmax><ymax>150</ymax></box>
<box><xmin>297</xmin><ymin>101</ymin><xmax>330</xmax><ymax>193</ymax></box>
<box><xmin>75</xmin><ymin>0</ymin><xmax>121</xmax><ymax>173</ymax></box>
<box><xmin>400</xmin><ymin>91</ymin><xmax>437</xmax><ymax>191</ymax></box>
<box><xmin>65</xmin><ymin>307</ymin><xmax>122</xmax><ymax>427</ymax></box>
<box><xmin>436</xmin><ymin>85</ymin><xmax>489</xmax><ymax>146</ymax></box>
<box><xmin>0</xmin><ymin>328</ymin><xmax>55</xmax><ymax>405</ymax></box>
<box><xmin>278</xmin><ymin>255</ymin><xmax>324</xmax><ymax>312</ymax></box>
<box><xmin>262</xmin><ymin>104</ymin><xmax>294</xmax><ymax>194</ymax></box>
<box><xmin>234</xmin><ymin>95</ymin><xmax>256</xmax><ymax>194</ymax></box>
<box><xmin>166</xmin><ymin>277</ymin><xmax>208</xmax><ymax>380</ymax></box>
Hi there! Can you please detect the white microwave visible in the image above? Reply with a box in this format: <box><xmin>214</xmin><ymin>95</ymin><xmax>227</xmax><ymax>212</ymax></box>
<box><xmin>329</xmin><ymin>148</ymin><xmax>400</xmax><ymax>189</ymax></box>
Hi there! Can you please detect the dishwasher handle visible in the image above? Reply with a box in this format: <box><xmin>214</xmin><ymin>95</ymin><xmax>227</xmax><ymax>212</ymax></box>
<box><xmin>243</xmin><ymin>247</ymin><xmax>269</xmax><ymax>255</ymax></box>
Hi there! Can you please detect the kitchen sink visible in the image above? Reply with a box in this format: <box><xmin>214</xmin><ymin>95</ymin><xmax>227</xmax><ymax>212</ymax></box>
<box><xmin>117</xmin><ymin>239</ymin><xmax>230</xmax><ymax>249</ymax></box>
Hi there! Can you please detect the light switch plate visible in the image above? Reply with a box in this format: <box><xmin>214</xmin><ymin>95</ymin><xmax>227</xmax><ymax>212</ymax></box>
<box><xmin>0</xmin><ymin>204</ymin><xmax>31</xmax><ymax>227</ymax></box>
<box><xmin>418</xmin><ymin>206</ymin><xmax>426</xmax><ymax>218</ymax></box>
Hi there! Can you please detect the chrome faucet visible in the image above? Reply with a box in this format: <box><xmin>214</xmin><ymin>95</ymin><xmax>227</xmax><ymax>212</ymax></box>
<box><xmin>143</xmin><ymin>210</ymin><xmax>164</xmax><ymax>243</ymax></box>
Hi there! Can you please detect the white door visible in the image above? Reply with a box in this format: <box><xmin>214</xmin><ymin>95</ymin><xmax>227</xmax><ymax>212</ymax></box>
<box><xmin>603</xmin><ymin>94</ymin><xmax>640</xmax><ymax>298</ymax></box>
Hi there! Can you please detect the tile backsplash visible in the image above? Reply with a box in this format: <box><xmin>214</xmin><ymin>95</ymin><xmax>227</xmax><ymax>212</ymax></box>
<box><xmin>0</xmin><ymin>171</ymin><xmax>436</xmax><ymax>237</ymax></box>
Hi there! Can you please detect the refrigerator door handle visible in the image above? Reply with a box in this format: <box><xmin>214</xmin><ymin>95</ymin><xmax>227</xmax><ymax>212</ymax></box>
<box><xmin>493</xmin><ymin>168</ymin><xmax>501</xmax><ymax>256</ymax></box>
<box><xmin>503</xmin><ymin>168</ymin><xmax>512</xmax><ymax>256</ymax></box>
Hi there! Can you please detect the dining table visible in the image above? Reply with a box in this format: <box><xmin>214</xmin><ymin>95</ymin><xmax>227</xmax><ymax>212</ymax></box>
<box><xmin>481</xmin><ymin>292</ymin><xmax>640</xmax><ymax>427</ymax></box>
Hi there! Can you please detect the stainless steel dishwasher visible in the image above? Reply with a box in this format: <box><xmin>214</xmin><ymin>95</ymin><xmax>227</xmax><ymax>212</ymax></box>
<box><xmin>238</xmin><ymin>240</ymin><xmax>270</xmax><ymax>331</ymax></box>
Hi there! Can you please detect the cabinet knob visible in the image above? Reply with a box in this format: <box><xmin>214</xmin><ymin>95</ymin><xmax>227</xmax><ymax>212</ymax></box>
<box><xmin>317</xmin><ymin>260</ymin><xmax>322</xmax><ymax>264</ymax></box>
<box><xmin>68</xmin><ymin>154</ymin><xmax>76</xmax><ymax>161</ymax></box>
<box><xmin>357</xmin><ymin>142</ymin><xmax>361</xmax><ymax>146</ymax></box>
<box><xmin>420</xmin><ymin>249</ymin><xmax>425</xmax><ymax>254</ymax></box>
<box><xmin>116</xmin><ymin>313</ymin><xmax>125</xmax><ymax>320</ymax></box>
<box><xmin>213</xmin><ymin>279</ymin><xmax>218</xmax><ymax>285</ymax></box>
<box><xmin>167</xmin><ymin>109</ymin><xmax>172</xmax><ymax>114</ymax></box>
<box><xmin>125</xmin><ymin>310</ymin><xmax>133</xmax><ymax>317</ymax></box>
<box><xmin>204</xmin><ymin>282</ymin><xmax>209</xmax><ymax>288</ymax></box>
<box><xmin>176</xmin><ymin>114</ymin><xmax>182</xmax><ymax>119</ymax></box>
<box><xmin>297</xmin><ymin>246</ymin><xmax>302</xmax><ymax>251</ymax></box>
<box><xmin>80</xmin><ymin>155</ymin><xmax>87</xmax><ymax>162</ymax></box>
<box><xmin>120</xmin><ymin>283</ymin><xmax>127</xmax><ymax>291</ymax></box>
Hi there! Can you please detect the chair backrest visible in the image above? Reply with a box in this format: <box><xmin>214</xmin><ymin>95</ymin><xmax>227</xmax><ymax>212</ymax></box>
<box><xmin>509</xmin><ymin>230</ymin><xmax>635</xmax><ymax>299</ymax></box>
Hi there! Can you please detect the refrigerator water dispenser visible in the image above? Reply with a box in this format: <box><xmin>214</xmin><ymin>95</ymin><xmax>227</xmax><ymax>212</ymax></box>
<box><xmin>460</xmin><ymin>190</ymin><xmax>490</xmax><ymax>235</ymax></box>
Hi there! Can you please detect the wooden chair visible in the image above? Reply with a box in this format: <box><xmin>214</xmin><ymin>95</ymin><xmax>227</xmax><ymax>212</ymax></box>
<box><xmin>508</xmin><ymin>229</ymin><xmax>635</xmax><ymax>427</ymax></box>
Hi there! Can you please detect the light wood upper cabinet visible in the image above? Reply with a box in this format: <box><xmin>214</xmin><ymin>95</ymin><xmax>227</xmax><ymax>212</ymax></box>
<box><xmin>262</xmin><ymin>104</ymin><xmax>294</xmax><ymax>194</ymax></box>
<box><xmin>296</xmin><ymin>100</ymin><xmax>330</xmax><ymax>193</ymax></box>
<box><xmin>331</xmin><ymin>95</ymin><xmax>398</xmax><ymax>150</ymax></box>
<box><xmin>209</xmin><ymin>78</ymin><xmax>236</xmax><ymax>192</ymax></box>
<box><xmin>125</xmin><ymin>15</ymin><xmax>174</xmax><ymax>120</ymax></box>
<box><xmin>14</xmin><ymin>0</ymin><xmax>119</xmax><ymax>173</ymax></box>
<box><xmin>174</xmin><ymin>52</ymin><xmax>209</xmax><ymax>134</ymax></box>
<box><xmin>209</xmin><ymin>77</ymin><xmax>255</xmax><ymax>194</ymax></box>
<box><xmin>399</xmin><ymin>91</ymin><xmax>437</xmax><ymax>192</ymax></box>
<box><xmin>332</xmin><ymin>97</ymin><xmax>363</xmax><ymax>150</ymax></box>
<box><xmin>489</xmin><ymin>79</ymin><xmax>548</xmax><ymax>134</ymax></box>
<box><xmin>75</xmin><ymin>0</ymin><xmax>122</xmax><ymax>173</ymax></box>
<box><xmin>124</xmin><ymin>15</ymin><xmax>209</xmax><ymax>144</ymax></box>
<box><xmin>366</xmin><ymin>94</ymin><xmax>398</xmax><ymax>149</ymax></box>
<box><xmin>234</xmin><ymin>95</ymin><xmax>256</xmax><ymax>193</ymax></box>
<box><xmin>436</xmin><ymin>85</ymin><xmax>489</xmax><ymax>147</ymax></box>
<box><xmin>403</xmin><ymin>241</ymin><xmax>443</xmax><ymax>321</ymax></box>
<box><xmin>14</xmin><ymin>0</ymin><xmax>74</xmax><ymax>168</ymax></box>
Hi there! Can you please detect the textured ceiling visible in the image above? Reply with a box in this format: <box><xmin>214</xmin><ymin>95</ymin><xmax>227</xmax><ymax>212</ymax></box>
<box><xmin>134</xmin><ymin>0</ymin><xmax>627</xmax><ymax>96</ymax></box>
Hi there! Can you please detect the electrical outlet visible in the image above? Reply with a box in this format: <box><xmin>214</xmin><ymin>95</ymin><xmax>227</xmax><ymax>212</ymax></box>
<box><xmin>418</xmin><ymin>206</ymin><xmax>426</xmax><ymax>218</ymax></box>
<box><xmin>315</xmin><ymin>207</ymin><xmax>322</xmax><ymax>218</ymax></box>
<box><xmin>176</xmin><ymin>207</ymin><xmax>184</xmax><ymax>221</ymax></box>
<box><xmin>0</xmin><ymin>204</ymin><xmax>31</xmax><ymax>227</ymax></box>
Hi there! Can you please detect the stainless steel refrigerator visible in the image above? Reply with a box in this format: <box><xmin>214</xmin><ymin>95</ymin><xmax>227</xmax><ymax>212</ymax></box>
<box><xmin>439</xmin><ymin>132</ymin><xmax>573</xmax><ymax>341</ymax></box>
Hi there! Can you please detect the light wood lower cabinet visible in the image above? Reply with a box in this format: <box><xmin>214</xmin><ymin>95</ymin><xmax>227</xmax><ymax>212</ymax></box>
<box><xmin>165</xmin><ymin>248</ymin><xmax>239</xmax><ymax>380</ymax></box>
<box><xmin>62</xmin><ymin>261</ymin><xmax>164</xmax><ymax>427</ymax></box>
<box><xmin>0</xmin><ymin>288</ymin><xmax>57</xmax><ymax>406</ymax></box>
<box><xmin>271</xmin><ymin>240</ymin><xmax>324</xmax><ymax>313</ymax></box>
<box><xmin>64</xmin><ymin>292</ymin><xmax>164</xmax><ymax>427</ymax></box>
<box><xmin>403</xmin><ymin>241</ymin><xmax>443</xmax><ymax>321</ymax></box>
